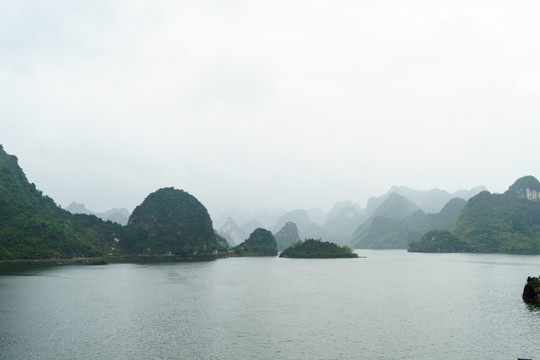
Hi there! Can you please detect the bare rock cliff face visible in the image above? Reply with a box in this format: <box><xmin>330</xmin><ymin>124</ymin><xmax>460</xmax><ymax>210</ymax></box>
<box><xmin>218</xmin><ymin>217</ymin><xmax>246</xmax><ymax>246</ymax></box>
<box><xmin>505</xmin><ymin>175</ymin><xmax>540</xmax><ymax>202</ymax></box>
<box><xmin>524</xmin><ymin>188</ymin><xmax>540</xmax><ymax>202</ymax></box>
<box><xmin>275</xmin><ymin>222</ymin><xmax>301</xmax><ymax>252</ymax></box>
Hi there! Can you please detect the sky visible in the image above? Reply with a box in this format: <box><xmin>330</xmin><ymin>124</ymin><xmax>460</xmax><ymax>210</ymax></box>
<box><xmin>2</xmin><ymin>0</ymin><xmax>540</xmax><ymax>222</ymax></box>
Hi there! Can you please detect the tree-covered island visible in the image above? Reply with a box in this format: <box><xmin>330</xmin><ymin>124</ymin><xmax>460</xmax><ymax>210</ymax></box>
<box><xmin>279</xmin><ymin>239</ymin><xmax>358</xmax><ymax>258</ymax></box>
<box><xmin>230</xmin><ymin>228</ymin><xmax>278</xmax><ymax>257</ymax></box>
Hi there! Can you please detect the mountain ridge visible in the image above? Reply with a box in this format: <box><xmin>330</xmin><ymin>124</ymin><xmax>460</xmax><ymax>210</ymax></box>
<box><xmin>410</xmin><ymin>176</ymin><xmax>540</xmax><ymax>254</ymax></box>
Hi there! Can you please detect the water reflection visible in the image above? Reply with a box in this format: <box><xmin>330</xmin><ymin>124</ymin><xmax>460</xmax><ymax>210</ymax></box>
<box><xmin>1</xmin><ymin>253</ymin><xmax>540</xmax><ymax>359</ymax></box>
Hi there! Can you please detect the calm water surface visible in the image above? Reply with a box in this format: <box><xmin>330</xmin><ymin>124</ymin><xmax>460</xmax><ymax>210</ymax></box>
<box><xmin>1</xmin><ymin>250</ymin><xmax>540</xmax><ymax>359</ymax></box>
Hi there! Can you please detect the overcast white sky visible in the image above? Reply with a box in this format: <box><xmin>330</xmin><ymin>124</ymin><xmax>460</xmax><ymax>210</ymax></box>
<box><xmin>2</xmin><ymin>0</ymin><xmax>540</xmax><ymax>220</ymax></box>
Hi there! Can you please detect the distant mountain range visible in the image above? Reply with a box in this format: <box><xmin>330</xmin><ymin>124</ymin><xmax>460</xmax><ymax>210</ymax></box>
<box><xmin>363</xmin><ymin>185</ymin><xmax>484</xmax><ymax>218</ymax></box>
<box><xmin>351</xmin><ymin>196</ymin><xmax>466</xmax><ymax>249</ymax></box>
<box><xmin>5</xmin><ymin>144</ymin><xmax>540</xmax><ymax>258</ymax></box>
<box><xmin>214</xmin><ymin>209</ymin><xmax>285</xmax><ymax>230</ymax></box>
<box><xmin>65</xmin><ymin>202</ymin><xmax>130</xmax><ymax>225</ymax></box>
<box><xmin>275</xmin><ymin>222</ymin><xmax>301</xmax><ymax>252</ymax></box>
<box><xmin>350</xmin><ymin>193</ymin><xmax>422</xmax><ymax>248</ymax></box>
<box><xmin>324</xmin><ymin>201</ymin><xmax>364</xmax><ymax>244</ymax></box>
<box><xmin>218</xmin><ymin>217</ymin><xmax>247</xmax><ymax>246</ymax></box>
<box><xmin>217</xmin><ymin>185</ymin><xmax>485</xmax><ymax>248</ymax></box>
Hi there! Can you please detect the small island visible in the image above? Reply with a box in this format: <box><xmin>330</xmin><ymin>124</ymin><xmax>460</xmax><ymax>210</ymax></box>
<box><xmin>279</xmin><ymin>239</ymin><xmax>358</xmax><ymax>258</ymax></box>
<box><xmin>230</xmin><ymin>228</ymin><xmax>277</xmax><ymax>257</ymax></box>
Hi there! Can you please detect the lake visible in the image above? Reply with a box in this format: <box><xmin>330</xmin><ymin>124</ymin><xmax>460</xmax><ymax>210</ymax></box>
<box><xmin>1</xmin><ymin>250</ymin><xmax>539</xmax><ymax>359</ymax></box>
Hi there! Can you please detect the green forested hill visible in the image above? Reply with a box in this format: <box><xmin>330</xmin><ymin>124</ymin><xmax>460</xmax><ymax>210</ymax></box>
<box><xmin>0</xmin><ymin>146</ymin><xmax>226</xmax><ymax>260</ymax></box>
<box><xmin>413</xmin><ymin>176</ymin><xmax>540</xmax><ymax>254</ymax></box>
<box><xmin>451</xmin><ymin>185</ymin><xmax>540</xmax><ymax>253</ymax></box>
<box><xmin>232</xmin><ymin>228</ymin><xmax>277</xmax><ymax>256</ymax></box>
<box><xmin>0</xmin><ymin>145</ymin><xmax>123</xmax><ymax>259</ymax></box>
<box><xmin>123</xmin><ymin>187</ymin><xmax>226</xmax><ymax>256</ymax></box>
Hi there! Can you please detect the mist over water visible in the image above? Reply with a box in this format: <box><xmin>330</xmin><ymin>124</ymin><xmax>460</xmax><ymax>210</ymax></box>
<box><xmin>1</xmin><ymin>251</ymin><xmax>539</xmax><ymax>359</ymax></box>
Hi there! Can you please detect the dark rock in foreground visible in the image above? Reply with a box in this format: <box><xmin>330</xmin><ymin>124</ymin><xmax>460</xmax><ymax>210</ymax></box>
<box><xmin>522</xmin><ymin>276</ymin><xmax>540</xmax><ymax>305</ymax></box>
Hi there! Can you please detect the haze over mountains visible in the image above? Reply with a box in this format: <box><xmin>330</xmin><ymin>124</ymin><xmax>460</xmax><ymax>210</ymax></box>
<box><xmin>0</xmin><ymin>145</ymin><xmax>228</xmax><ymax>260</ymax></box>
<box><xmin>218</xmin><ymin>186</ymin><xmax>485</xmax><ymax>246</ymax></box>
<box><xmin>65</xmin><ymin>202</ymin><xmax>130</xmax><ymax>226</ymax></box>
<box><xmin>3</xmin><ymin>144</ymin><xmax>540</xmax><ymax>259</ymax></box>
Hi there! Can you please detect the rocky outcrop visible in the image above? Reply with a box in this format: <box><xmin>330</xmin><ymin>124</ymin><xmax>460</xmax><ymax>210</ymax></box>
<box><xmin>505</xmin><ymin>175</ymin><xmax>540</xmax><ymax>202</ymax></box>
<box><xmin>522</xmin><ymin>276</ymin><xmax>540</xmax><ymax>305</ymax></box>
<box><xmin>218</xmin><ymin>217</ymin><xmax>247</xmax><ymax>245</ymax></box>
<box><xmin>275</xmin><ymin>222</ymin><xmax>301</xmax><ymax>252</ymax></box>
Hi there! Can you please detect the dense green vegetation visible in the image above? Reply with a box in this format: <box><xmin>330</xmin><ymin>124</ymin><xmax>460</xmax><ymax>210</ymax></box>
<box><xmin>408</xmin><ymin>230</ymin><xmax>471</xmax><ymax>253</ymax></box>
<box><xmin>0</xmin><ymin>146</ymin><xmax>230</xmax><ymax>261</ymax></box>
<box><xmin>123</xmin><ymin>187</ymin><xmax>227</xmax><ymax>256</ymax></box>
<box><xmin>231</xmin><ymin>228</ymin><xmax>277</xmax><ymax>256</ymax></box>
<box><xmin>411</xmin><ymin>176</ymin><xmax>540</xmax><ymax>254</ymax></box>
<box><xmin>451</xmin><ymin>180</ymin><xmax>540</xmax><ymax>253</ymax></box>
<box><xmin>5</xmin><ymin>143</ymin><xmax>540</xmax><ymax>259</ymax></box>
<box><xmin>0</xmin><ymin>145</ymin><xmax>125</xmax><ymax>259</ymax></box>
<box><xmin>279</xmin><ymin>239</ymin><xmax>358</xmax><ymax>258</ymax></box>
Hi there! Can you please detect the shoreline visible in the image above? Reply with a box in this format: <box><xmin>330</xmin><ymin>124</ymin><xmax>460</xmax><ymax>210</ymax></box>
<box><xmin>0</xmin><ymin>253</ymin><xmax>227</xmax><ymax>267</ymax></box>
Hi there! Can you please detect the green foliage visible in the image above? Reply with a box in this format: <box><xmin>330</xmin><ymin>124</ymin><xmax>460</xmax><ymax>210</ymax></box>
<box><xmin>122</xmin><ymin>187</ymin><xmax>221</xmax><ymax>256</ymax></box>
<box><xmin>451</xmin><ymin>188</ymin><xmax>540</xmax><ymax>253</ymax></box>
<box><xmin>279</xmin><ymin>238</ymin><xmax>358</xmax><ymax>258</ymax></box>
<box><xmin>0</xmin><ymin>146</ymin><xmax>230</xmax><ymax>260</ymax></box>
<box><xmin>0</xmin><ymin>145</ymin><xmax>124</xmax><ymax>259</ymax></box>
<box><xmin>410</xmin><ymin>178</ymin><xmax>540</xmax><ymax>254</ymax></box>
<box><xmin>232</xmin><ymin>228</ymin><xmax>277</xmax><ymax>256</ymax></box>
<box><xmin>408</xmin><ymin>230</ymin><xmax>471</xmax><ymax>253</ymax></box>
